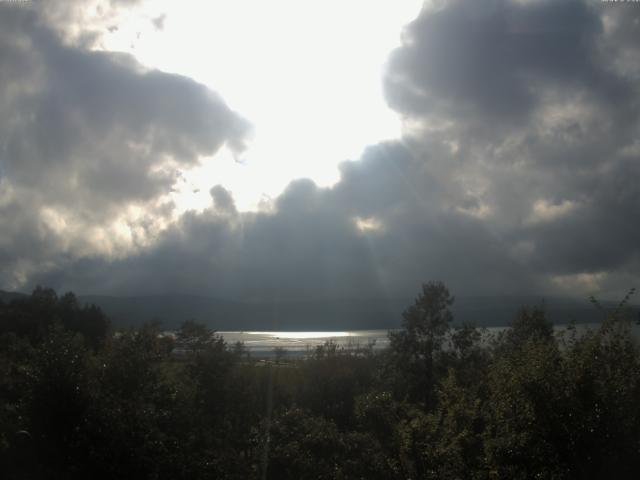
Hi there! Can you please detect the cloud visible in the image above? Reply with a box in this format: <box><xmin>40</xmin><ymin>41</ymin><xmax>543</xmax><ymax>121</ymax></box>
<box><xmin>151</xmin><ymin>14</ymin><xmax>166</xmax><ymax>31</ymax></box>
<box><xmin>35</xmin><ymin>0</ymin><xmax>146</xmax><ymax>47</ymax></box>
<box><xmin>0</xmin><ymin>2</ymin><xmax>249</xmax><ymax>288</ymax></box>
<box><xmin>31</xmin><ymin>142</ymin><xmax>538</xmax><ymax>300</ymax></box>
<box><xmin>385</xmin><ymin>0</ymin><xmax>627</xmax><ymax>127</ymax></box>
<box><xmin>4</xmin><ymin>0</ymin><xmax>640</xmax><ymax>303</ymax></box>
<box><xmin>379</xmin><ymin>0</ymin><xmax>640</xmax><ymax>297</ymax></box>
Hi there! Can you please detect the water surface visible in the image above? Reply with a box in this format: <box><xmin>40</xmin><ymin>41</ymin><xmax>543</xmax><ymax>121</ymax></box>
<box><xmin>218</xmin><ymin>330</ymin><xmax>390</xmax><ymax>355</ymax></box>
<box><xmin>217</xmin><ymin>323</ymin><xmax>640</xmax><ymax>356</ymax></box>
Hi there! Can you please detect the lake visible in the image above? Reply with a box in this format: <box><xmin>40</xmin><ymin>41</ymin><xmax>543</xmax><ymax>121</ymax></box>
<box><xmin>217</xmin><ymin>330</ymin><xmax>390</xmax><ymax>356</ymax></box>
<box><xmin>217</xmin><ymin>323</ymin><xmax>640</xmax><ymax>356</ymax></box>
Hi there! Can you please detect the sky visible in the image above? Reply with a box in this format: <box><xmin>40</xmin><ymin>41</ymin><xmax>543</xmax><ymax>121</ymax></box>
<box><xmin>1</xmin><ymin>0</ymin><xmax>639</xmax><ymax>302</ymax></box>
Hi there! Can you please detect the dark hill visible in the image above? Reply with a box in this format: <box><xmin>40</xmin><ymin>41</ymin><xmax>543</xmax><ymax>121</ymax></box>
<box><xmin>78</xmin><ymin>294</ymin><xmax>633</xmax><ymax>330</ymax></box>
<box><xmin>0</xmin><ymin>290</ymin><xmax>28</xmax><ymax>303</ymax></box>
<box><xmin>2</xmin><ymin>289</ymin><xmax>635</xmax><ymax>330</ymax></box>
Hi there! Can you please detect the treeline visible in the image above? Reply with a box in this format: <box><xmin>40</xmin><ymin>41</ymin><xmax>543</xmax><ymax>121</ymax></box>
<box><xmin>1</xmin><ymin>282</ymin><xmax>639</xmax><ymax>479</ymax></box>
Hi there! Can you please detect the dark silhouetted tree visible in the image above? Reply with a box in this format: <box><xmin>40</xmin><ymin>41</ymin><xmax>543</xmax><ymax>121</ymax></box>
<box><xmin>388</xmin><ymin>281</ymin><xmax>454</xmax><ymax>408</ymax></box>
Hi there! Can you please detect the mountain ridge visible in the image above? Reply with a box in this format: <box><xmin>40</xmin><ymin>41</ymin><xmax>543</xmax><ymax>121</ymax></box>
<box><xmin>3</xmin><ymin>289</ymin><xmax>636</xmax><ymax>330</ymax></box>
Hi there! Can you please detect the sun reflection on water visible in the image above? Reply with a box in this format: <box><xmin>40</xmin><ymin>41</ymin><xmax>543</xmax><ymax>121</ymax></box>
<box><xmin>247</xmin><ymin>331</ymin><xmax>352</xmax><ymax>339</ymax></box>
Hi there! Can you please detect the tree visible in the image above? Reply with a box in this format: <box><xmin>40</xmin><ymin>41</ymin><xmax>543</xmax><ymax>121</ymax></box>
<box><xmin>388</xmin><ymin>281</ymin><xmax>454</xmax><ymax>409</ymax></box>
<box><xmin>502</xmin><ymin>306</ymin><xmax>553</xmax><ymax>351</ymax></box>
<box><xmin>25</xmin><ymin>325</ymin><xmax>92</xmax><ymax>477</ymax></box>
<box><xmin>0</xmin><ymin>288</ymin><xmax>109</xmax><ymax>349</ymax></box>
<box><xmin>58</xmin><ymin>292</ymin><xmax>110</xmax><ymax>350</ymax></box>
<box><xmin>263</xmin><ymin>408</ymin><xmax>345</xmax><ymax>480</ymax></box>
<box><xmin>177</xmin><ymin>319</ymin><xmax>213</xmax><ymax>355</ymax></box>
<box><xmin>273</xmin><ymin>346</ymin><xmax>287</xmax><ymax>364</ymax></box>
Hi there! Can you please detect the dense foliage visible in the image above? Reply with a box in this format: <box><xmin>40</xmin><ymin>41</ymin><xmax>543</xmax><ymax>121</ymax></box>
<box><xmin>1</xmin><ymin>282</ymin><xmax>639</xmax><ymax>479</ymax></box>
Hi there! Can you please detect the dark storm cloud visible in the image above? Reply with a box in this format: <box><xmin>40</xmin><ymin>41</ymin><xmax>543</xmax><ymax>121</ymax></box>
<box><xmin>58</xmin><ymin>177</ymin><xmax>384</xmax><ymax>300</ymax></box>
<box><xmin>33</xmin><ymin>142</ymin><xmax>538</xmax><ymax>299</ymax></box>
<box><xmin>381</xmin><ymin>0</ymin><xmax>640</xmax><ymax>295</ymax></box>
<box><xmin>520</xmin><ymin>156</ymin><xmax>640</xmax><ymax>275</ymax></box>
<box><xmin>6</xmin><ymin>0</ymin><xmax>640</xmax><ymax>301</ymax></box>
<box><xmin>385</xmin><ymin>0</ymin><xmax>629</xmax><ymax>127</ymax></box>
<box><xmin>0</xmin><ymin>2</ymin><xmax>249</xmax><ymax>287</ymax></box>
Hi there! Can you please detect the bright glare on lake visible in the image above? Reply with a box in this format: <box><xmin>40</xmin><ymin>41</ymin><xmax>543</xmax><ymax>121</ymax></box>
<box><xmin>216</xmin><ymin>330</ymin><xmax>390</xmax><ymax>355</ymax></box>
<box><xmin>248</xmin><ymin>331</ymin><xmax>352</xmax><ymax>339</ymax></box>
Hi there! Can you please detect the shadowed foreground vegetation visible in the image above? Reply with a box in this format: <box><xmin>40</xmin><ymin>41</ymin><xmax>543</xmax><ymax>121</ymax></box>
<box><xmin>1</xmin><ymin>283</ymin><xmax>639</xmax><ymax>479</ymax></box>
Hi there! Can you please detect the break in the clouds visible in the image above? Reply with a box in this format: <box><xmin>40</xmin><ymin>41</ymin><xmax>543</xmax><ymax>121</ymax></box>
<box><xmin>3</xmin><ymin>0</ymin><xmax>640</xmax><ymax>301</ymax></box>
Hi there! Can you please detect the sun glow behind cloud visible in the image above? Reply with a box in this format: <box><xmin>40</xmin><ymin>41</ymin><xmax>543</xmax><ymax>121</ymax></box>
<box><xmin>96</xmin><ymin>0</ymin><xmax>423</xmax><ymax>212</ymax></box>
